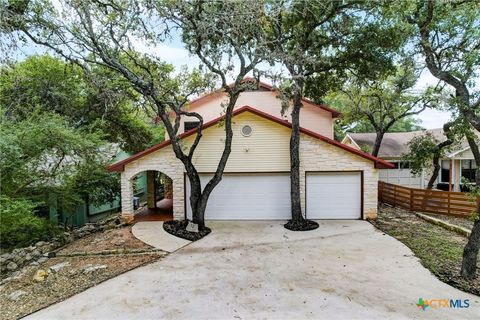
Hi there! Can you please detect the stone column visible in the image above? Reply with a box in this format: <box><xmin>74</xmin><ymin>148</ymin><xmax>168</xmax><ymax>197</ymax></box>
<box><xmin>164</xmin><ymin>175</ymin><xmax>173</xmax><ymax>199</ymax></box>
<box><xmin>146</xmin><ymin>171</ymin><xmax>157</xmax><ymax>209</ymax></box>
<box><xmin>121</xmin><ymin>172</ymin><xmax>134</xmax><ymax>224</ymax></box>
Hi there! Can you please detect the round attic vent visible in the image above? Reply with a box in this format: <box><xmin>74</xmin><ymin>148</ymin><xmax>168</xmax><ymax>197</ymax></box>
<box><xmin>241</xmin><ymin>125</ymin><xmax>253</xmax><ymax>137</ymax></box>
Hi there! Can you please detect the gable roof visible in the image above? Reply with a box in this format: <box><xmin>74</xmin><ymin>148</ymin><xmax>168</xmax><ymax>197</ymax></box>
<box><xmin>108</xmin><ymin>106</ymin><xmax>393</xmax><ymax>172</ymax></box>
<box><xmin>187</xmin><ymin>77</ymin><xmax>342</xmax><ymax>118</ymax></box>
<box><xmin>345</xmin><ymin>129</ymin><xmax>477</xmax><ymax>159</ymax></box>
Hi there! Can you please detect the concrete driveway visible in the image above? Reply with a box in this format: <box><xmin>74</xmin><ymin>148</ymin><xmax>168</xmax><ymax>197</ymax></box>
<box><xmin>27</xmin><ymin>221</ymin><xmax>479</xmax><ymax>320</ymax></box>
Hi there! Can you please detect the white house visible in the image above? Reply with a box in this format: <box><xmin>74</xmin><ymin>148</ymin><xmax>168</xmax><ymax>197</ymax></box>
<box><xmin>342</xmin><ymin>130</ymin><xmax>478</xmax><ymax>191</ymax></box>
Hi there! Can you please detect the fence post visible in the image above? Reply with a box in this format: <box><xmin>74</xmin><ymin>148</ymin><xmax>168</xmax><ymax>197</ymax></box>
<box><xmin>409</xmin><ymin>189</ymin><xmax>413</xmax><ymax>212</ymax></box>
<box><xmin>447</xmin><ymin>192</ymin><xmax>451</xmax><ymax>215</ymax></box>
<box><xmin>392</xmin><ymin>185</ymin><xmax>397</xmax><ymax>207</ymax></box>
<box><xmin>378</xmin><ymin>182</ymin><xmax>382</xmax><ymax>203</ymax></box>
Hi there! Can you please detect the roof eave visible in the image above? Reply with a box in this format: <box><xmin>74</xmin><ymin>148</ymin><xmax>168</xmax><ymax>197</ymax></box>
<box><xmin>108</xmin><ymin>105</ymin><xmax>391</xmax><ymax>172</ymax></box>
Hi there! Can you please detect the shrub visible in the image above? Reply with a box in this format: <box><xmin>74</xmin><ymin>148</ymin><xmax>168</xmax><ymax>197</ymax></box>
<box><xmin>0</xmin><ymin>196</ymin><xmax>61</xmax><ymax>250</ymax></box>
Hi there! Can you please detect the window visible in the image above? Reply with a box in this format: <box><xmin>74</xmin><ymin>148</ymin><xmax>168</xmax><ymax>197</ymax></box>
<box><xmin>441</xmin><ymin>160</ymin><xmax>450</xmax><ymax>183</ymax></box>
<box><xmin>461</xmin><ymin>160</ymin><xmax>477</xmax><ymax>183</ymax></box>
<box><xmin>390</xmin><ymin>162</ymin><xmax>400</xmax><ymax>169</ymax></box>
<box><xmin>400</xmin><ymin>162</ymin><xmax>410</xmax><ymax>169</ymax></box>
<box><xmin>184</xmin><ymin>121</ymin><xmax>200</xmax><ymax>132</ymax></box>
<box><xmin>241</xmin><ymin>125</ymin><xmax>253</xmax><ymax>137</ymax></box>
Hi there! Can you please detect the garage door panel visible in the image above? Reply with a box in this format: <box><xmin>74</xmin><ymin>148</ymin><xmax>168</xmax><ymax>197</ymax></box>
<box><xmin>306</xmin><ymin>172</ymin><xmax>361</xmax><ymax>219</ymax></box>
<box><xmin>186</xmin><ymin>173</ymin><xmax>291</xmax><ymax>220</ymax></box>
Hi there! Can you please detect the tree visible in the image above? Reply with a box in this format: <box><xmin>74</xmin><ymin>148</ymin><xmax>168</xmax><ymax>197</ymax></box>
<box><xmin>3</xmin><ymin>0</ymin><xmax>265</xmax><ymax>232</ymax></box>
<box><xmin>0</xmin><ymin>109</ymin><xmax>118</xmax><ymax>211</ymax></box>
<box><xmin>262</xmin><ymin>0</ymin><xmax>401</xmax><ymax>230</ymax></box>
<box><xmin>328</xmin><ymin>58</ymin><xmax>431</xmax><ymax>157</ymax></box>
<box><xmin>327</xmin><ymin>95</ymin><xmax>424</xmax><ymax>141</ymax></box>
<box><xmin>403</xmin><ymin>121</ymin><xmax>458</xmax><ymax>189</ymax></box>
<box><xmin>407</xmin><ymin>0</ymin><xmax>480</xmax><ymax>280</ymax></box>
<box><xmin>0</xmin><ymin>54</ymin><xmax>159</xmax><ymax>153</ymax></box>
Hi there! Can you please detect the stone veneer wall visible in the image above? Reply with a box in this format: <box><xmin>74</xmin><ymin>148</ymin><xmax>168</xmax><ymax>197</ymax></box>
<box><xmin>299</xmin><ymin>135</ymin><xmax>379</xmax><ymax>219</ymax></box>
<box><xmin>120</xmin><ymin>111</ymin><xmax>380</xmax><ymax>221</ymax></box>
<box><xmin>121</xmin><ymin>148</ymin><xmax>184</xmax><ymax>222</ymax></box>
<box><xmin>120</xmin><ymin>137</ymin><xmax>379</xmax><ymax>221</ymax></box>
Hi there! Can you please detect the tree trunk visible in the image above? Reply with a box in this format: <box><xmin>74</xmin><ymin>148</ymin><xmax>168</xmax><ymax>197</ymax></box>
<box><xmin>427</xmin><ymin>159</ymin><xmax>440</xmax><ymax>189</ymax></box>
<box><xmin>283</xmin><ymin>78</ymin><xmax>318</xmax><ymax>231</ymax></box>
<box><xmin>427</xmin><ymin>121</ymin><xmax>456</xmax><ymax>189</ymax></box>
<box><xmin>461</xmin><ymin>134</ymin><xmax>480</xmax><ymax>279</ymax></box>
<box><xmin>371</xmin><ymin>131</ymin><xmax>385</xmax><ymax>157</ymax></box>
<box><xmin>461</xmin><ymin>220</ymin><xmax>480</xmax><ymax>279</ymax></box>
<box><xmin>290</xmin><ymin>92</ymin><xmax>303</xmax><ymax>222</ymax></box>
<box><xmin>183</xmin><ymin>92</ymin><xmax>240</xmax><ymax>230</ymax></box>
<box><xmin>84</xmin><ymin>194</ymin><xmax>90</xmax><ymax>217</ymax></box>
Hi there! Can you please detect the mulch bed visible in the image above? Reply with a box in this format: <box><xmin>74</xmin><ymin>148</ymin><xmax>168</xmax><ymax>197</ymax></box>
<box><xmin>284</xmin><ymin>219</ymin><xmax>319</xmax><ymax>231</ymax></box>
<box><xmin>372</xmin><ymin>204</ymin><xmax>480</xmax><ymax>296</ymax></box>
<box><xmin>163</xmin><ymin>220</ymin><xmax>211</xmax><ymax>241</ymax></box>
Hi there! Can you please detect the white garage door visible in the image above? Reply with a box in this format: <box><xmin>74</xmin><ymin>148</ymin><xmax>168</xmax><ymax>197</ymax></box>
<box><xmin>186</xmin><ymin>173</ymin><xmax>291</xmax><ymax>220</ymax></box>
<box><xmin>306</xmin><ymin>172</ymin><xmax>361</xmax><ymax>219</ymax></box>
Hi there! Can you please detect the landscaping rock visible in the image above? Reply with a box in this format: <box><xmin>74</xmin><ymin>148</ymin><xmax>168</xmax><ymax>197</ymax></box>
<box><xmin>6</xmin><ymin>262</ymin><xmax>18</xmax><ymax>271</ymax></box>
<box><xmin>13</xmin><ymin>255</ymin><xmax>25</xmax><ymax>265</ymax></box>
<box><xmin>33</xmin><ymin>270</ymin><xmax>48</xmax><ymax>282</ymax></box>
<box><xmin>1</xmin><ymin>214</ymin><xmax>124</xmax><ymax>279</ymax></box>
<box><xmin>7</xmin><ymin>290</ymin><xmax>26</xmax><ymax>301</ymax></box>
<box><xmin>110</xmin><ymin>239</ymin><xmax>126</xmax><ymax>246</ymax></box>
<box><xmin>1</xmin><ymin>276</ymin><xmax>13</xmax><ymax>285</ymax></box>
<box><xmin>37</xmin><ymin>257</ymin><xmax>49</xmax><ymax>264</ymax></box>
<box><xmin>2</xmin><ymin>253</ymin><xmax>13</xmax><ymax>261</ymax></box>
<box><xmin>83</xmin><ymin>264</ymin><xmax>107</xmax><ymax>273</ymax></box>
<box><xmin>49</xmin><ymin>262</ymin><xmax>70</xmax><ymax>273</ymax></box>
<box><xmin>32</xmin><ymin>250</ymin><xmax>42</xmax><ymax>257</ymax></box>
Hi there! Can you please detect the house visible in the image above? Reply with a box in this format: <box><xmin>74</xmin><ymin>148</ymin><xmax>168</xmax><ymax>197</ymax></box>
<box><xmin>108</xmin><ymin>80</ymin><xmax>393</xmax><ymax>222</ymax></box>
<box><xmin>46</xmin><ymin>151</ymin><xmax>153</xmax><ymax>227</ymax></box>
<box><xmin>342</xmin><ymin>130</ymin><xmax>478</xmax><ymax>191</ymax></box>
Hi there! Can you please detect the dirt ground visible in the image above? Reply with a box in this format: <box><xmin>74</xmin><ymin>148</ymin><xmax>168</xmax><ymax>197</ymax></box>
<box><xmin>0</xmin><ymin>226</ymin><xmax>165</xmax><ymax>320</ymax></box>
<box><xmin>372</xmin><ymin>204</ymin><xmax>479</xmax><ymax>296</ymax></box>
<box><xmin>57</xmin><ymin>226</ymin><xmax>152</xmax><ymax>254</ymax></box>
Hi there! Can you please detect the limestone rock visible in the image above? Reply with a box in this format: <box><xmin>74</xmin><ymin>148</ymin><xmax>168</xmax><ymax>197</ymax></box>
<box><xmin>49</xmin><ymin>262</ymin><xmax>70</xmax><ymax>273</ymax></box>
<box><xmin>37</xmin><ymin>257</ymin><xmax>48</xmax><ymax>264</ymax></box>
<box><xmin>33</xmin><ymin>269</ymin><xmax>48</xmax><ymax>282</ymax></box>
<box><xmin>83</xmin><ymin>264</ymin><xmax>107</xmax><ymax>273</ymax></box>
<box><xmin>35</xmin><ymin>241</ymin><xmax>46</xmax><ymax>247</ymax></box>
<box><xmin>6</xmin><ymin>262</ymin><xmax>18</xmax><ymax>271</ymax></box>
<box><xmin>8</xmin><ymin>290</ymin><xmax>26</xmax><ymax>301</ymax></box>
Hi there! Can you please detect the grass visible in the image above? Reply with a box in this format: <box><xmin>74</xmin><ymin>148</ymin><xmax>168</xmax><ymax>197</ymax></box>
<box><xmin>372</xmin><ymin>204</ymin><xmax>479</xmax><ymax>296</ymax></box>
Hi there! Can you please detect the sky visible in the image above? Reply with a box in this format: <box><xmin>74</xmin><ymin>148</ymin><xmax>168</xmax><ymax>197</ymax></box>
<box><xmin>12</xmin><ymin>31</ymin><xmax>454</xmax><ymax>130</ymax></box>
<box><xmin>134</xmin><ymin>37</ymin><xmax>454</xmax><ymax>130</ymax></box>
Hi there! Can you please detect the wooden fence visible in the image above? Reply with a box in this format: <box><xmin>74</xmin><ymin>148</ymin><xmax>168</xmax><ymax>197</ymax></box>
<box><xmin>378</xmin><ymin>181</ymin><xmax>479</xmax><ymax>217</ymax></box>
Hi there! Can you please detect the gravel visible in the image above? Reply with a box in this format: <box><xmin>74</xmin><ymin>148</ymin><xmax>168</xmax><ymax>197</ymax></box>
<box><xmin>0</xmin><ymin>226</ymin><xmax>166</xmax><ymax>320</ymax></box>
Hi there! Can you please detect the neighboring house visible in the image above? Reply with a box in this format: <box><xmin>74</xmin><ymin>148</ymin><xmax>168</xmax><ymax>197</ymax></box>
<box><xmin>46</xmin><ymin>151</ymin><xmax>149</xmax><ymax>227</ymax></box>
<box><xmin>342</xmin><ymin>130</ymin><xmax>478</xmax><ymax>191</ymax></box>
<box><xmin>108</xmin><ymin>80</ymin><xmax>393</xmax><ymax>222</ymax></box>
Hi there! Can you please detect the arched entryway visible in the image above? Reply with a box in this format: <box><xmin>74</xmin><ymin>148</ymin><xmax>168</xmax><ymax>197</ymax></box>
<box><xmin>129</xmin><ymin>170</ymin><xmax>174</xmax><ymax>222</ymax></box>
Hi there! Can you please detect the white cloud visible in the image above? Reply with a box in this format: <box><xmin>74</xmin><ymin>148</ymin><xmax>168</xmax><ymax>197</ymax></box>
<box><xmin>415</xmin><ymin>108</ymin><xmax>452</xmax><ymax>129</ymax></box>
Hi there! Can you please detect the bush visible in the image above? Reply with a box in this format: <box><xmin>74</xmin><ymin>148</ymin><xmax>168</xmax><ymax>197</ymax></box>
<box><xmin>0</xmin><ymin>196</ymin><xmax>61</xmax><ymax>250</ymax></box>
